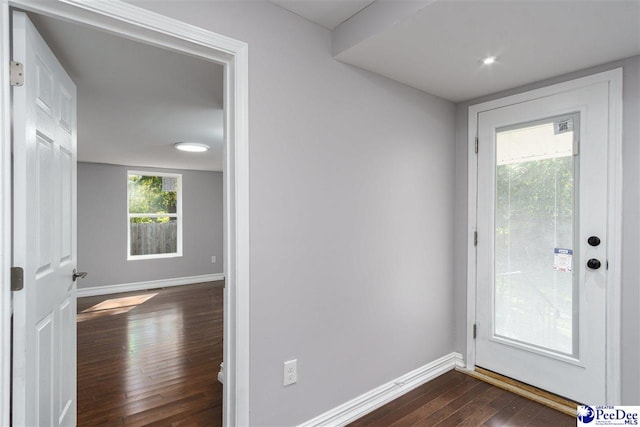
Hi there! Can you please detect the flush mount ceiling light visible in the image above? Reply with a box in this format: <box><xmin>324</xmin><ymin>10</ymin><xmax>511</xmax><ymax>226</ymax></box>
<box><xmin>174</xmin><ymin>142</ymin><xmax>210</xmax><ymax>152</ymax></box>
<box><xmin>481</xmin><ymin>56</ymin><xmax>497</xmax><ymax>65</ymax></box>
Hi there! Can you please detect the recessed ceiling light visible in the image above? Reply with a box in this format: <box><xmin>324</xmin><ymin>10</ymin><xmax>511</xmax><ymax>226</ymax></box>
<box><xmin>482</xmin><ymin>56</ymin><xmax>497</xmax><ymax>65</ymax></box>
<box><xmin>174</xmin><ymin>142</ymin><xmax>210</xmax><ymax>152</ymax></box>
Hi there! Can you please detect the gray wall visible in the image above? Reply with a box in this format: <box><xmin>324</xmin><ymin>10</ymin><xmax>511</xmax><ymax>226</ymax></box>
<box><xmin>77</xmin><ymin>162</ymin><xmax>223</xmax><ymax>288</ymax></box>
<box><xmin>453</xmin><ymin>56</ymin><xmax>640</xmax><ymax>405</ymax></box>
<box><xmin>129</xmin><ymin>1</ymin><xmax>457</xmax><ymax>425</ymax></box>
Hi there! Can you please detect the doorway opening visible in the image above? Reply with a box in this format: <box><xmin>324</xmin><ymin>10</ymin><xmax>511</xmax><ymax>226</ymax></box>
<box><xmin>0</xmin><ymin>2</ymin><xmax>249</xmax><ymax>426</ymax></box>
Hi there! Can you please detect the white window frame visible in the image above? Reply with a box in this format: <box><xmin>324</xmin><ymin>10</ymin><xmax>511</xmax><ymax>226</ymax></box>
<box><xmin>127</xmin><ymin>170</ymin><xmax>183</xmax><ymax>260</ymax></box>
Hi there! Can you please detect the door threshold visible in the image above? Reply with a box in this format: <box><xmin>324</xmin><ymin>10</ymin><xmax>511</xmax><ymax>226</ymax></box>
<box><xmin>456</xmin><ymin>367</ymin><xmax>579</xmax><ymax>417</ymax></box>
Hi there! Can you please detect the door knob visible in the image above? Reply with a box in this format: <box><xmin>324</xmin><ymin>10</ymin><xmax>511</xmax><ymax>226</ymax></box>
<box><xmin>587</xmin><ymin>259</ymin><xmax>601</xmax><ymax>270</ymax></box>
<box><xmin>72</xmin><ymin>269</ymin><xmax>87</xmax><ymax>281</ymax></box>
<box><xmin>587</xmin><ymin>236</ymin><xmax>601</xmax><ymax>247</ymax></box>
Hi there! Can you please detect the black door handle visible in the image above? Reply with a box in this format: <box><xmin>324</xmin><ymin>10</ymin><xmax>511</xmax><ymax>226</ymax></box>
<box><xmin>587</xmin><ymin>259</ymin><xmax>601</xmax><ymax>270</ymax></box>
<box><xmin>588</xmin><ymin>236</ymin><xmax>601</xmax><ymax>247</ymax></box>
<box><xmin>72</xmin><ymin>268</ymin><xmax>87</xmax><ymax>281</ymax></box>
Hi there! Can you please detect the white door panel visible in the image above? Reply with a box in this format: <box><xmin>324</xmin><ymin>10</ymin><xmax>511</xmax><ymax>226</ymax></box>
<box><xmin>12</xmin><ymin>11</ymin><xmax>77</xmax><ymax>426</ymax></box>
<box><xmin>475</xmin><ymin>82</ymin><xmax>609</xmax><ymax>404</ymax></box>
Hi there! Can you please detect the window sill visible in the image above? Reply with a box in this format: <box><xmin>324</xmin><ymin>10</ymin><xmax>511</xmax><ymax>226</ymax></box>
<box><xmin>127</xmin><ymin>252</ymin><xmax>183</xmax><ymax>261</ymax></box>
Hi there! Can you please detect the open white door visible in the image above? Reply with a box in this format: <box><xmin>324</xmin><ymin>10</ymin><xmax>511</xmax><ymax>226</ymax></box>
<box><xmin>12</xmin><ymin>11</ymin><xmax>77</xmax><ymax>426</ymax></box>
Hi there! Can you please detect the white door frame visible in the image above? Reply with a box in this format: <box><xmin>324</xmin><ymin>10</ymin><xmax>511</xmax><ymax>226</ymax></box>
<box><xmin>465</xmin><ymin>69</ymin><xmax>623</xmax><ymax>404</ymax></box>
<box><xmin>0</xmin><ymin>1</ymin><xmax>250</xmax><ymax>426</ymax></box>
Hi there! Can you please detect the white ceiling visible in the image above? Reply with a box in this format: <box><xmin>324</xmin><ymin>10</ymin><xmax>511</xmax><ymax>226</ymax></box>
<box><xmin>30</xmin><ymin>14</ymin><xmax>225</xmax><ymax>172</ymax></box>
<box><xmin>276</xmin><ymin>0</ymin><xmax>640</xmax><ymax>102</ymax></box>
<box><xmin>270</xmin><ymin>0</ymin><xmax>375</xmax><ymax>30</ymax></box>
<box><xmin>26</xmin><ymin>1</ymin><xmax>640</xmax><ymax>172</ymax></box>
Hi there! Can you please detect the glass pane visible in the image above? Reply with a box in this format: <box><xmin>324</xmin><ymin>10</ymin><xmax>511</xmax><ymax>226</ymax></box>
<box><xmin>494</xmin><ymin>114</ymin><xmax>578</xmax><ymax>356</ymax></box>
<box><xmin>128</xmin><ymin>174</ymin><xmax>178</xmax><ymax>214</ymax></box>
<box><xmin>129</xmin><ymin>217</ymin><xmax>178</xmax><ymax>256</ymax></box>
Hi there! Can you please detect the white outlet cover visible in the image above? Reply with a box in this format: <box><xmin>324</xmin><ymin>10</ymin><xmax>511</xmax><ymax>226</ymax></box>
<box><xmin>283</xmin><ymin>359</ymin><xmax>297</xmax><ymax>386</ymax></box>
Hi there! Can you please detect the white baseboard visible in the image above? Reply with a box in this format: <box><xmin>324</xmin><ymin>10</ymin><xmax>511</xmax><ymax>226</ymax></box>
<box><xmin>298</xmin><ymin>352</ymin><xmax>464</xmax><ymax>427</ymax></box>
<box><xmin>77</xmin><ymin>273</ymin><xmax>225</xmax><ymax>297</ymax></box>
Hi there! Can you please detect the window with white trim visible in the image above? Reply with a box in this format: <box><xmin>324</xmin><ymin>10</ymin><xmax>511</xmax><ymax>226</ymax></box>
<box><xmin>127</xmin><ymin>171</ymin><xmax>182</xmax><ymax>260</ymax></box>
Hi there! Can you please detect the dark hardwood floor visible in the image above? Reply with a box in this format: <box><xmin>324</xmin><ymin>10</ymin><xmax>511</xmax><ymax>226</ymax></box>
<box><xmin>78</xmin><ymin>283</ymin><xmax>574</xmax><ymax>427</ymax></box>
<box><xmin>77</xmin><ymin>281</ymin><xmax>223</xmax><ymax>426</ymax></box>
<box><xmin>348</xmin><ymin>370</ymin><xmax>576</xmax><ymax>427</ymax></box>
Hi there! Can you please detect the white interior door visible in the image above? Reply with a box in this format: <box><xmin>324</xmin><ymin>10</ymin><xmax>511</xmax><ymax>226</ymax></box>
<box><xmin>475</xmin><ymin>81</ymin><xmax>609</xmax><ymax>404</ymax></box>
<box><xmin>12</xmin><ymin>11</ymin><xmax>77</xmax><ymax>426</ymax></box>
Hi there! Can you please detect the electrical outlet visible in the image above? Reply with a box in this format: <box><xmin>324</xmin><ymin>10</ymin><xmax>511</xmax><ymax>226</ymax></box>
<box><xmin>283</xmin><ymin>359</ymin><xmax>297</xmax><ymax>386</ymax></box>
<box><xmin>211</xmin><ymin>256</ymin><xmax>216</xmax><ymax>263</ymax></box>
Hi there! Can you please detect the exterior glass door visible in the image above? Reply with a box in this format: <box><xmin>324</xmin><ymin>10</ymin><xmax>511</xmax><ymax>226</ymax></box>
<box><xmin>474</xmin><ymin>80</ymin><xmax>610</xmax><ymax>404</ymax></box>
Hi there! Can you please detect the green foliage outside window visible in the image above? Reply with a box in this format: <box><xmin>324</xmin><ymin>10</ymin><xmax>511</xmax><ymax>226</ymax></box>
<box><xmin>496</xmin><ymin>157</ymin><xmax>573</xmax><ymax>223</ymax></box>
<box><xmin>128</xmin><ymin>175</ymin><xmax>178</xmax><ymax>223</ymax></box>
